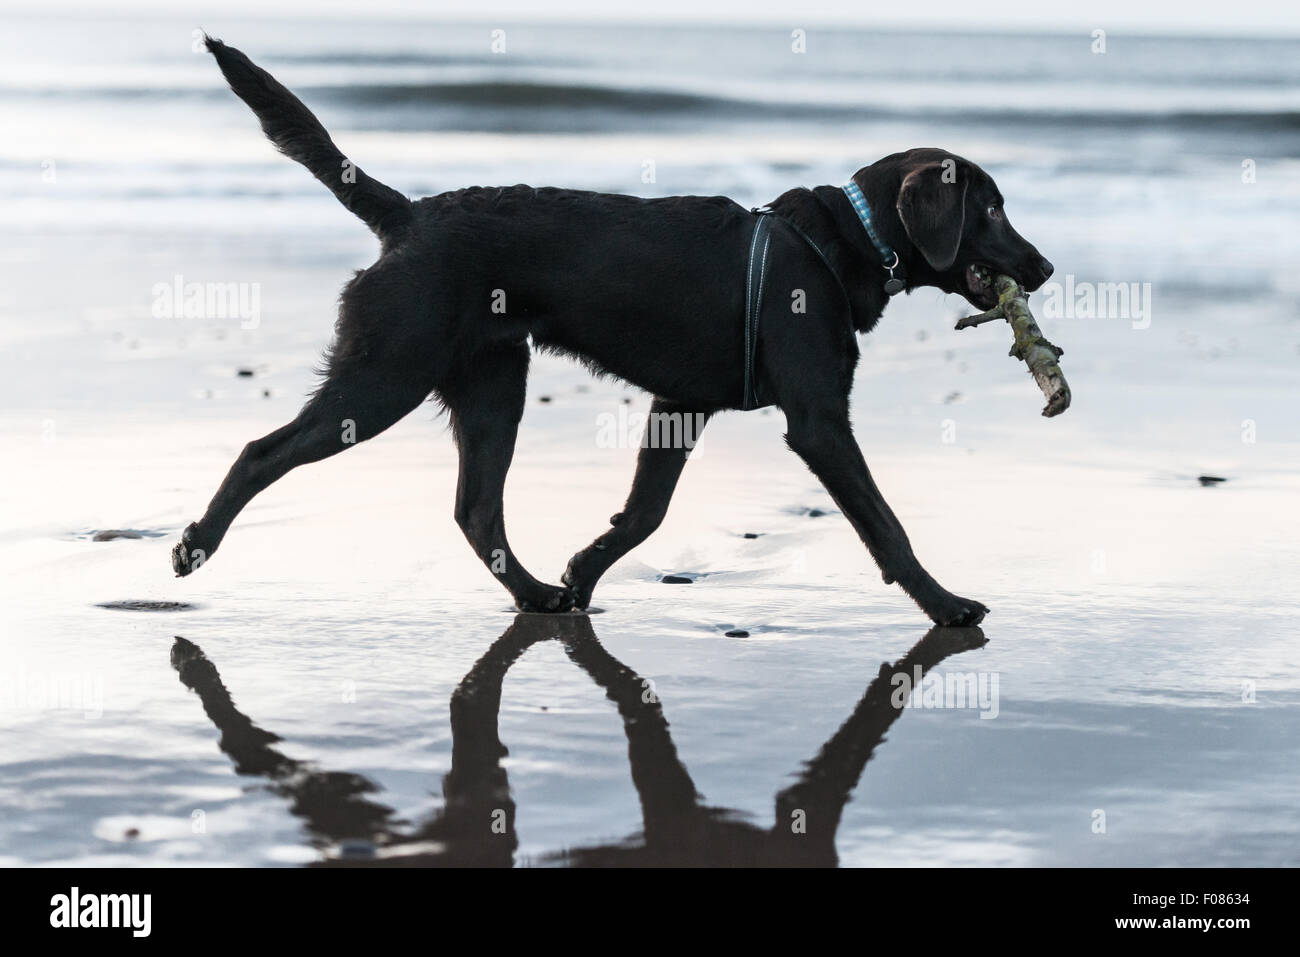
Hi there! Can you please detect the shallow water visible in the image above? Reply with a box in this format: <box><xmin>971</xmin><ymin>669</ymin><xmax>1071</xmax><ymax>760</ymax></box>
<box><xmin>2</xmin><ymin>16</ymin><xmax>1298</xmax><ymax>866</ymax></box>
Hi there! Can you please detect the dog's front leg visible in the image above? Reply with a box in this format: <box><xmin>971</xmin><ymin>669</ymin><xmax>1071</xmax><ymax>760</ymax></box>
<box><xmin>783</xmin><ymin>405</ymin><xmax>987</xmax><ymax>626</ymax></box>
<box><xmin>563</xmin><ymin>399</ymin><xmax>710</xmax><ymax>608</ymax></box>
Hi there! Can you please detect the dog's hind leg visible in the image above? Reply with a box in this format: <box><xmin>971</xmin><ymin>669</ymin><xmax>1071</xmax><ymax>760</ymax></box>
<box><xmin>562</xmin><ymin>398</ymin><xmax>710</xmax><ymax>609</ymax></box>
<box><xmin>444</xmin><ymin>343</ymin><xmax>574</xmax><ymax>613</ymax></box>
<box><xmin>172</xmin><ymin>361</ymin><xmax>434</xmax><ymax>577</ymax></box>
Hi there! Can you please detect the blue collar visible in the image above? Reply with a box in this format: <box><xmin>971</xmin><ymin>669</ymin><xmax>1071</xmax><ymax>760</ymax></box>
<box><xmin>841</xmin><ymin>181</ymin><xmax>904</xmax><ymax>295</ymax></box>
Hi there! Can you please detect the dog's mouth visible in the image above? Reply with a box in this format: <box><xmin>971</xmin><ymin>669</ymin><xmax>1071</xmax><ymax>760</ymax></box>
<box><xmin>964</xmin><ymin>263</ymin><xmax>1001</xmax><ymax>309</ymax></box>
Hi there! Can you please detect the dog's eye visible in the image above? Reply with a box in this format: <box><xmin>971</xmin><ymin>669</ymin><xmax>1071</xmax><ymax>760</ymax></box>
<box><xmin>986</xmin><ymin>205</ymin><xmax>1001</xmax><ymax>220</ymax></box>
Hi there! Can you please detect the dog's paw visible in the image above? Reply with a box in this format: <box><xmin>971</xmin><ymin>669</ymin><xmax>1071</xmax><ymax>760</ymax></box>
<box><xmin>515</xmin><ymin>584</ymin><xmax>578</xmax><ymax>614</ymax></box>
<box><xmin>171</xmin><ymin>523</ymin><xmax>210</xmax><ymax>578</ymax></box>
<box><xmin>560</xmin><ymin>560</ymin><xmax>595</xmax><ymax>610</ymax></box>
<box><xmin>926</xmin><ymin>594</ymin><xmax>989</xmax><ymax>627</ymax></box>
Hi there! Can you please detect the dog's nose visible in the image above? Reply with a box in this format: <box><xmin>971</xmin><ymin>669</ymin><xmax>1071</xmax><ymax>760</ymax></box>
<box><xmin>1039</xmin><ymin>257</ymin><xmax>1054</xmax><ymax>280</ymax></box>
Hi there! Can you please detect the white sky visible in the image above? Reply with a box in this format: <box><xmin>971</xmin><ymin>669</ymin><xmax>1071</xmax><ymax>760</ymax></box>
<box><xmin>4</xmin><ymin>0</ymin><xmax>1300</xmax><ymax>36</ymax></box>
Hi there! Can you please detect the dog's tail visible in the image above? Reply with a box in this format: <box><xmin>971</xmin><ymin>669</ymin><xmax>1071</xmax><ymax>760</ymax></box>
<box><xmin>204</xmin><ymin>35</ymin><xmax>412</xmax><ymax>239</ymax></box>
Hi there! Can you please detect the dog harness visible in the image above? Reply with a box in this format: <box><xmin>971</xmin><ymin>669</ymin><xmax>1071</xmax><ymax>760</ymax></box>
<box><xmin>741</xmin><ymin>205</ymin><xmax>853</xmax><ymax>411</ymax></box>
<box><xmin>741</xmin><ymin>214</ymin><xmax>775</xmax><ymax>411</ymax></box>
<box><xmin>740</xmin><ymin>186</ymin><xmax>903</xmax><ymax>410</ymax></box>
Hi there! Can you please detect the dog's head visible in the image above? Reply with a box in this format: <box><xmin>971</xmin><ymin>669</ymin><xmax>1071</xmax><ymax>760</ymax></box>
<box><xmin>852</xmin><ymin>148</ymin><xmax>1053</xmax><ymax>309</ymax></box>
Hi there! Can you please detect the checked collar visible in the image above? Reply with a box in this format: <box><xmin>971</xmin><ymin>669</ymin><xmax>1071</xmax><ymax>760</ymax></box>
<box><xmin>841</xmin><ymin>181</ymin><xmax>905</xmax><ymax>295</ymax></box>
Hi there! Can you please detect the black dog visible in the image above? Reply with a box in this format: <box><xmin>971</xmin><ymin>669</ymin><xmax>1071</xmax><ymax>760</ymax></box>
<box><xmin>173</xmin><ymin>38</ymin><xmax>1053</xmax><ymax>626</ymax></box>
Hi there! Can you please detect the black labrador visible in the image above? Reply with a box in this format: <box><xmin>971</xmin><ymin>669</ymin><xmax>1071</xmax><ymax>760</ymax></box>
<box><xmin>173</xmin><ymin>38</ymin><xmax>1053</xmax><ymax>627</ymax></box>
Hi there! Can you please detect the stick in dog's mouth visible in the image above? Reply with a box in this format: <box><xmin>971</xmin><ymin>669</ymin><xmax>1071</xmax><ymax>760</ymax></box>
<box><xmin>956</xmin><ymin>267</ymin><xmax>1072</xmax><ymax>418</ymax></box>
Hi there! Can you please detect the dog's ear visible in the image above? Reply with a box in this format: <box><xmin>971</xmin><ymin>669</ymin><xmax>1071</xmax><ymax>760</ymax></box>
<box><xmin>895</xmin><ymin>162</ymin><xmax>969</xmax><ymax>271</ymax></box>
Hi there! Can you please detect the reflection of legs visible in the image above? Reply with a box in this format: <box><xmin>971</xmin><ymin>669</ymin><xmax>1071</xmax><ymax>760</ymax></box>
<box><xmin>428</xmin><ymin>615</ymin><xmax>564</xmax><ymax>864</ymax></box>
<box><xmin>173</xmin><ymin>363</ymin><xmax>434</xmax><ymax>575</ymax></box>
<box><xmin>169</xmin><ymin>637</ymin><xmax>396</xmax><ymax>842</ymax></box>
<box><xmin>558</xmin><ymin>617</ymin><xmax>701</xmax><ymax>842</ymax></box>
<box><xmin>774</xmin><ymin>624</ymin><xmax>987</xmax><ymax>860</ymax></box>
<box><xmin>563</xmin><ymin>398</ymin><xmax>709</xmax><ymax>608</ymax></box>
<box><xmin>445</xmin><ymin>344</ymin><xmax>573</xmax><ymax>611</ymax></box>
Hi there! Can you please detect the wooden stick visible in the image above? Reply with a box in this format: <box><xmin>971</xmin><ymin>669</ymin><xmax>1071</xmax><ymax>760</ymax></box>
<box><xmin>956</xmin><ymin>272</ymin><xmax>1071</xmax><ymax>418</ymax></box>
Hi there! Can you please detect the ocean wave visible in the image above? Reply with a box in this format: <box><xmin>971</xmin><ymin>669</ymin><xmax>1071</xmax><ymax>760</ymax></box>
<box><xmin>304</xmin><ymin>83</ymin><xmax>1300</xmax><ymax>139</ymax></box>
<box><xmin>265</xmin><ymin>52</ymin><xmax>1300</xmax><ymax>91</ymax></box>
<box><xmin>266</xmin><ymin>51</ymin><xmax>591</xmax><ymax>69</ymax></box>
<box><xmin>11</xmin><ymin>78</ymin><xmax>1298</xmax><ymax>133</ymax></box>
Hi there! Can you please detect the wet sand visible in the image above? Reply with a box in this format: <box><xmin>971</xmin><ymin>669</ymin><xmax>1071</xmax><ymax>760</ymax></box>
<box><xmin>2</xmin><ymin>225</ymin><xmax>1298</xmax><ymax>866</ymax></box>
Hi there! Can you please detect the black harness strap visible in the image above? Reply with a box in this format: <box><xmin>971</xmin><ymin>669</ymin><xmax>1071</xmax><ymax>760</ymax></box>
<box><xmin>741</xmin><ymin>206</ymin><xmax>853</xmax><ymax>411</ymax></box>
<box><xmin>742</xmin><ymin>212</ymin><xmax>774</xmax><ymax>411</ymax></box>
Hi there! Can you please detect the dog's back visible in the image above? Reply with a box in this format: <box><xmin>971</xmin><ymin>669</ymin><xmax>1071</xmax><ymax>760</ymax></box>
<box><xmin>403</xmin><ymin>185</ymin><xmax>756</xmax><ymax>399</ymax></box>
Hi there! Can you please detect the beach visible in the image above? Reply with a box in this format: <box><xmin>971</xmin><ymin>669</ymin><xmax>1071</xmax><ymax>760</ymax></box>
<box><xmin>1</xmin><ymin>14</ymin><xmax>1298</xmax><ymax>865</ymax></box>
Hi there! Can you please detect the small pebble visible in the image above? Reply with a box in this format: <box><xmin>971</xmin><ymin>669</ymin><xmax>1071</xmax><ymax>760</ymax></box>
<box><xmin>661</xmin><ymin>575</ymin><xmax>693</xmax><ymax>584</ymax></box>
<box><xmin>236</xmin><ymin>368</ymin><xmax>255</xmax><ymax>377</ymax></box>
<box><xmin>725</xmin><ymin>630</ymin><xmax>749</xmax><ymax>638</ymax></box>
<box><xmin>1197</xmin><ymin>475</ymin><xmax>1227</xmax><ymax>486</ymax></box>
<box><xmin>338</xmin><ymin>839</ymin><xmax>375</xmax><ymax>860</ymax></box>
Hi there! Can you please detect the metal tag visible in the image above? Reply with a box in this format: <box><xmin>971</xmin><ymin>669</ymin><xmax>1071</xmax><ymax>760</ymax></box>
<box><xmin>883</xmin><ymin>276</ymin><xmax>905</xmax><ymax>295</ymax></box>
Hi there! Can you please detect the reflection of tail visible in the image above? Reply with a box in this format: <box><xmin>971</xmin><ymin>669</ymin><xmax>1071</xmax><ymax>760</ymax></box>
<box><xmin>204</xmin><ymin>36</ymin><xmax>412</xmax><ymax>240</ymax></box>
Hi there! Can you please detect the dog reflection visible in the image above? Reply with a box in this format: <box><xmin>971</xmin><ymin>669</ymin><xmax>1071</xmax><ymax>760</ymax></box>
<box><xmin>172</xmin><ymin>615</ymin><xmax>985</xmax><ymax>866</ymax></box>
